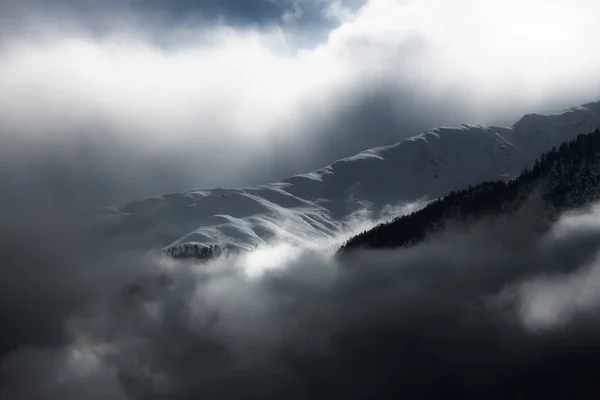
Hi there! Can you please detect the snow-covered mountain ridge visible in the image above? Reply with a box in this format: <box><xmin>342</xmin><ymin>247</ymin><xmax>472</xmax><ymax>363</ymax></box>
<box><xmin>96</xmin><ymin>101</ymin><xmax>600</xmax><ymax>254</ymax></box>
<box><xmin>341</xmin><ymin>127</ymin><xmax>600</xmax><ymax>253</ymax></box>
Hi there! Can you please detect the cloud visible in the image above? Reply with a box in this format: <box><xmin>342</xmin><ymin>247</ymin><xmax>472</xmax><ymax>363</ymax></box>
<box><xmin>0</xmin><ymin>0</ymin><xmax>310</xmax><ymax>32</ymax></box>
<box><xmin>0</xmin><ymin>1</ymin><xmax>363</xmax><ymax>43</ymax></box>
<box><xmin>5</xmin><ymin>194</ymin><xmax>600</xmax><ymax>398</ymax></box>
<box><xmin>510</xmin><ymin>204</ymin><xmax>600</xmax><ymax>330</ymax></box>
<box><xmin>2</xmin><ymin>0</ymin><xmax>600</xmax><ymax>195</ymax></box>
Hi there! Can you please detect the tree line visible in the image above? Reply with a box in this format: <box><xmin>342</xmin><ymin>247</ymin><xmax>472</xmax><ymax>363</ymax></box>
<box><xmin>340</xmin><ymin>128</ymin><xmax>600</xmax><ymax>253</ymax></box>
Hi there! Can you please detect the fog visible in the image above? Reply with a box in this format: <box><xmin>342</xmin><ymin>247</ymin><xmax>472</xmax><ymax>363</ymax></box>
<box><xmin>3</xmin><ymin>195</ymin><xmax>600</xmax><ymax>398</ymax></box>
<box><xmin>2</xmin><ymin>0</ymin><xmax>600</xmax><ymax>198</ymax></box>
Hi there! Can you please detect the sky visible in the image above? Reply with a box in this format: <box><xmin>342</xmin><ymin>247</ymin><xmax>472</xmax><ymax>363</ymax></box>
<box><xmin>2</xmin><ymin>0</ymin><xmax>600</xmax><ymax>204</ymax></box>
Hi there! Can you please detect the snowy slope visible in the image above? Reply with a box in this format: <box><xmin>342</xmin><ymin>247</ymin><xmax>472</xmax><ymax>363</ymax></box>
<box><xmin>95</xmin><ymin>101</ymin><xmax>600</xmax><ymax>254</ymax></box>
<box><xmin>341</xmin><ymin>127</ymin><xmax>600</xmax><ymax>252</ymax></box>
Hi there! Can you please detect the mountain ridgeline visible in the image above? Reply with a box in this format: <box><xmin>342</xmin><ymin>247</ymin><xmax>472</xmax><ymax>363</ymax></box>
<box><xmin>340</xmin><ymin>128</ymin><xmax>600</xmax><ymax>253</ymax></box>
<box><xmin>98</xmin><ymin>102</ymin><xmax>600</xmax><ymax>255</ymax></box>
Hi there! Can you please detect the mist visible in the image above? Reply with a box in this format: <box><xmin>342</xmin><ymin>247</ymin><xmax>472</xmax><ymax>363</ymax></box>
<box><xmin>3</xmin><ymin>194</ymin><xmax>600</xmax><ymax>398</ymax></box>
<box><xmin>2</xmin><ymin>0</ymin><xmax>600</xmax><ymax>198</ymax></box>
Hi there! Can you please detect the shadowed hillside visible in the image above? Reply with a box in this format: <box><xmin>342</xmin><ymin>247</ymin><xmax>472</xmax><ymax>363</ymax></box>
<box><xmin>341</xmin><ymin>128</ymin><xmax>600</xmax><ymax>253</ymax></box>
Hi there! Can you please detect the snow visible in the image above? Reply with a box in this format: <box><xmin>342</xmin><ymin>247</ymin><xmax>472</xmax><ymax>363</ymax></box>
<box><xmin>95</xmin><ymin>101</ymin><xmax>600</xmax><ymax>254</ymax></box>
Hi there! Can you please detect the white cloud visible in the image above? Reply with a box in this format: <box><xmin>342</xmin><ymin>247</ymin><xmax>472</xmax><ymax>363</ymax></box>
<box><xmin>511</xmin><ymin>204</ymin><xmax>600</xmax><ymax>331</ymax></box>
<box><xmin>1</xmin><ymin>0</ymin><xmax>600</xmax><ymax>189</ymax></box>
<box><xmin>517</xmin><ymin>261</ymin><xmax>600</xmax><ymax>330</ymax></box>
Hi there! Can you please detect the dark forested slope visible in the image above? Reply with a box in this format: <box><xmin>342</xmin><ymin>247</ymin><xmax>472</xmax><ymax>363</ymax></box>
<box><xmin>340</xmin><ymin>128</ymin><xmax>600</xmax><ymax>252</ymax></box>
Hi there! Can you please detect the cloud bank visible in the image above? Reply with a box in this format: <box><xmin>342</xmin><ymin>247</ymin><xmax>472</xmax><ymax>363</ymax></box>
<box><xmin>4</xmin><ymin>195</ymin><xmax>600</xmax><ymax>398</ymax></box>
<box><xmin>2</xmin><ymin>0</ymin><xmax>600</xmax><ymax>196</ymax></box>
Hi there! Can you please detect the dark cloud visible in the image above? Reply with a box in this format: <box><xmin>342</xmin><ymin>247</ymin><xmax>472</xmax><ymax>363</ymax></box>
<box><xmin>0</xmin><ymin>0</ymin><xmax>365</xmax><ymax>40</ymax></box>
<box><xmin>129</xmin><ymin>0</ymin><xmax>284</xmax><ymax>24</ymax></box>
<box><xmin>3</xmin><ymin>194</ymin><xmax>600</xmax><ymax>398</ymax></box>
<box><xmin>1</xmin><ymin>0</ymin><xmax>284</xmax><ymax>25</ymax></box>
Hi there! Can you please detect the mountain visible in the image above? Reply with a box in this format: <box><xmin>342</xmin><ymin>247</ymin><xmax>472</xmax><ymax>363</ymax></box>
<box><xmin>94</xmin><ymin>101</ymin><xmax>600</xmax><ymax>256</ymax></box>
<box><xmin>340</xmin><ymin>128</ymin><xmax>600</xmax><ymax>253</ymax></box>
